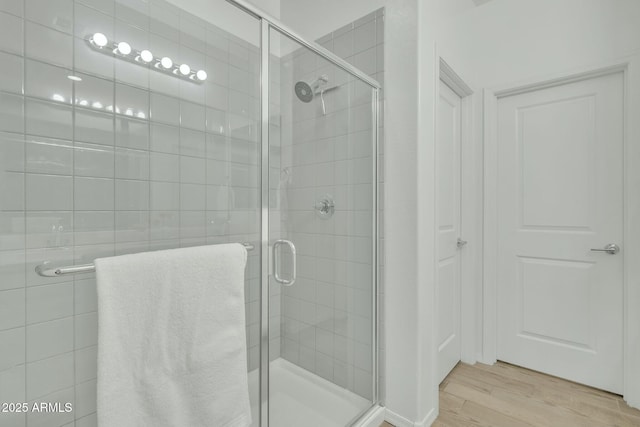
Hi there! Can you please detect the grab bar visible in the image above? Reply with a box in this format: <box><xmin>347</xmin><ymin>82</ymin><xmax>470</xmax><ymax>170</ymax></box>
<box><xmin>34</xmin><ymin>242</ymin><xmax>255</xmax><ymax>277</ymax></box>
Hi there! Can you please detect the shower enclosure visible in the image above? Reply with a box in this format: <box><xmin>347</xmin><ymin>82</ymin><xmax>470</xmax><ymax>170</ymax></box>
<box><xmin>0</xmin><ymin>0</ymin><xmax>379</xmax><ymax>425</ymax></box>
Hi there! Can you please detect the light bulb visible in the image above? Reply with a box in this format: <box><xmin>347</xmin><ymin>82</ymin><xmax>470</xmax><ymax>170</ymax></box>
<box><xmin>160</xmin><ymin>57</ymin><xmax>173</xmax><ymax>69</ymax></box>
<box><xmin>117</xmin><ymin>41</ymin><xmax>131</xmax><ymax>55</ymax></box>
<box><xmin>92</xmin><ymin>32</ymin><xmax>108</xmax><ymax>48</ymax></box>
<box><xmin>79</xmin><ymin>99</ymin><xmax>88</xmax><ymax>107</ymax></box>
<box><xmin>67</xmin><ymin>75</ymin><xmax>82</xmax><ymax>82</ymax></box>
<box><xmin>125</xmin><ymin>108</ymin><xmax>133</xmax><ymax>116</ymax></box>
<box><xmin>52</xmin><ymin>94</ymin><xmax>65</xmax><ymax>102</ymax></box>
<box><xmin>196</xmin><ymin>70</ymin><xmax>207</xmax><ymax>81</ymax></box>
<box><xmin>140</xmin><ymin>49</ymin><xmax>153</xmax><ymax>63</ymax></box>
<box><xmin>137</xmin><ymin>111</ymin><xmax>146</xmax><ymax>119</ymax></box>
<box><xmin>179</xmin><ymin>64</ymin><xmax>190</xmax><ymax>76</ymax></box>
<box><xmin>92</xmin><ymin>101</ymin><xmax>103</xmax><ymax>109</ymax></box>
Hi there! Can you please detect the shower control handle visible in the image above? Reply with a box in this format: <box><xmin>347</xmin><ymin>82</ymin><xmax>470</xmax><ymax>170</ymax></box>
<box><xmin>273</xmin><ymin>239</ymin><xmax>297</xmax><ymax>286</ymax></box>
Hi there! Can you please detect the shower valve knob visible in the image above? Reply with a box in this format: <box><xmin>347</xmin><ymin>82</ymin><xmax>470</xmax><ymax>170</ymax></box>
<box><xmin>314</xmin><ymin>196</ymin><xmax>335</xmax><ymax>219</ymax></box>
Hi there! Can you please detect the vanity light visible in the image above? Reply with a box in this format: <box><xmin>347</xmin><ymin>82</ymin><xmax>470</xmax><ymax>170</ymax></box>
<box><xmin>116</xmin><ymin>41</ymin><xmax>132</xmax><ymax>55</ymax></box>
<box><xmin>140</xmin><ymin>49</ymin><xmax>154</xmax><ymax>63</ymax></box>
<box><xmin>196</xmin><ymin>70</ymin><xmax>207</xmax><ymax>81</ymax></box>
<box><xmin>179</xmin><ymin>64</ymin><xmax>191</xmax><ymax>76</ymax></box>
<box><xmin>160</xmin><ymin>56</ymin><xmax>173</xmax><ymax>69</ymax></box>
<box><xmin>92</xmin><ymin>32</ymin><xmax>108</xmax><ymax>48</ymax></box>
<box><xmin>87</xmin><ymin>32</ymin><xmax>205</xmax><ymax>84</ymax></box>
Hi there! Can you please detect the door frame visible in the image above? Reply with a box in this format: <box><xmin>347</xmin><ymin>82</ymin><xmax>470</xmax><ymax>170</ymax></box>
<box><xmin>436</xmin><ymin>58</ymin><xmax>477</xmax><ymax>367</ymax></box>
<box><xmin>481</xmin><ymin>55</ymin><xmax>640</xmax><ymax>407</ymax></box>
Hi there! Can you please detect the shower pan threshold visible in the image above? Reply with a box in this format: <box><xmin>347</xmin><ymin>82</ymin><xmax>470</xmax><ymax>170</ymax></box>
<box><xmin>248</xmin><ymin>358</ymin><xmax>371</xmax><ymax>426</ymax></box>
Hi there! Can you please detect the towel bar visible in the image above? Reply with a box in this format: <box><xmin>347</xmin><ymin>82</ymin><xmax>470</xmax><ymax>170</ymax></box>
<box><xmin>34</xmin><ymin>243</ymin><xmax>255</xmax><ymax>277</ymax></box>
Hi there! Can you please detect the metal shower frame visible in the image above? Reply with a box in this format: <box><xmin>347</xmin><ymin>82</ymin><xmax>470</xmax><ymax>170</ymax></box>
<box><xmin>225</xmin><ymin>1</ymin><xmax>381</xmax><ymax>426</ymax></box>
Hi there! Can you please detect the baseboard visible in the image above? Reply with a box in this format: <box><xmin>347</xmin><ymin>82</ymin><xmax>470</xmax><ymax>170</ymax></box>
<box><xmin>478</xmin><ymin>353</ymin><xmax>497</xmax><ymax>366</ymax></box>
<box><xmin>385</xmin><ymin>407</ymin><xmax>437</xmax><ymax>427</ymax></box>
<box><xmin>385</xmin><ymin>409</ymin><xmax>414</xmax><ymax>427</ymax></box>
<box><xmin>353</xmin><ymin>405</ymin><xmax>386</xmax><ymax>427</ymax></box>
<box><xmin>624</xmin><ymin>396</ymin><xmax>640</xmax><ymax>411</ymax></box>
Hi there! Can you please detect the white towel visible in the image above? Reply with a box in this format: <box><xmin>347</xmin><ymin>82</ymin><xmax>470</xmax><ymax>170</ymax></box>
<box><xmin>95</xmin><ymin>244</ymin><xmax>251</xmax><ymax>427</ymax></box>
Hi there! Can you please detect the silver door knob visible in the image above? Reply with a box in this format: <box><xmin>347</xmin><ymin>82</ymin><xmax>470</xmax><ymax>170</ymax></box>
<box><xmin>457</xmin><ymin>238</ymin><xmax>468</xmax><ymax>249</ymax></box>
<box><xmin>590</xmin><ymin>243</ymin><xmax>620</xmax><ymax>255</ymax></box>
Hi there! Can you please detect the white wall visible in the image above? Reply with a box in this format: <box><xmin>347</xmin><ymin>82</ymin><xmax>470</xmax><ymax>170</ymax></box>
<box><xmin>280</xmin><ymin>0</ymin><xmax>475</xmax><ymax>44</ymax></box>
<box><xmin>382</xmin><ymin>0</ymin><xmax>425</xmax><ymax>423</ymax></box>
<box><xmin>281</xmin><ymin>0</ymin><xmax>386</xmax><ymax>43</ymax></box>
<box><xmin>434</xmin><ymin>0</ymin><xmax>640</xmax><ymax>409</ymax></box>
<box><xmin>437</xmin><ymin>0</ymin><xmax>640</xmax><ymax>89</ymax></box>
<box><xmin>246</xmin><ymin>0</ymin><xmax>280</xmax><ymax>18</ymax></box>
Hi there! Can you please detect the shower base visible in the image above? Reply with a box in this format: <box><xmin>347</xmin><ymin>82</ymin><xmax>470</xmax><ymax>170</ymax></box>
<box><xmin>248</xmin><ymin>358</ymin><xmax>370</xmax><ymax>426</ymax></box>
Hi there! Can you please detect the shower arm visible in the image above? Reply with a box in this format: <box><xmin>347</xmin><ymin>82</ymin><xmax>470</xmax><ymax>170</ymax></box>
<box><xmin>314</xmin><ymin>85</ymin><xmax>338</xmax><ymax>96</ymax></box>
<box><xmin>317</xmin><ymin>85</ymin><xmax>338</xmax><ymax>115</ymax></box>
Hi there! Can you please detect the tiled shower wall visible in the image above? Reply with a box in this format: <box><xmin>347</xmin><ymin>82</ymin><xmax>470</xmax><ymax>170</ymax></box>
<box><xmin>277</xmin><ymin>9</ymin><xmax>384</xmax><ymax>400</ymax></box>
<box><xmin>0</xmin><ymin>1</ymin><xmax>267</xmax><ymax>426</ymax></box>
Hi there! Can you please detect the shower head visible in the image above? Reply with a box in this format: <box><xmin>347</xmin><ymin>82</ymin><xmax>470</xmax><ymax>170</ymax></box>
<box><xmin>294</xmin><ymin>75</ymin><xmax>329</xmax><ymax>103</ymax></box>
<box><xmin>294</xmin><ymin>81</ymin><xmax>314</xmax><ymax>103</ymax></box>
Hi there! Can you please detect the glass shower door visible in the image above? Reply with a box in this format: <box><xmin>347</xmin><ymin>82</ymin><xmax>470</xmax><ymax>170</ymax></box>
<box><xmin>266</xmin><ymin>26</ymin><xmax>378</xmax><ymax>427</ymax></box>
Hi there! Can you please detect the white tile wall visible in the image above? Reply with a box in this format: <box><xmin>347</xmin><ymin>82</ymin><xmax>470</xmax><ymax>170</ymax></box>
<box><xmin>0</xmin><ymin>288</ymin><xmax>25</xmax><ymax>330</ymax></box>
<box><xmin>25</xmin><ymin>22</ymin><xmax>74</xmax><ymax>68</ymax></box>
<box><xmin>0</xmin><ymin>365</ymin><xmax>26</xmax><ymax>426</ymax></box>
<box><xmin>25</xmin><ymin>283</ymin><xmax>74</xmax><ymax>324</ymax></box>
<box><xmin>276</xmin><ymin>8</ymin><xmax>384</xmax><ymax>401</ymax></box>
<box><xmin>25</xmin><ymin>0</ymin><xmax>74</xmax><ymax>35</ymax></box>
<box><xmin>0</xmin><ymin>1</ymin><xmax>264</xmax><ymax>426</ymax></box>
<box><xmin>26</xmin><ymin>317</ymin><xmax>74</xmax><ymax>362</ymax></box>
<box><xmin>0</xmin><ymin>92</ymin><xmax>25</xmax><ymax>133</ymax></box>
<box><xmin>0</xmin><ymin>11</ymin><xmax>24</xmax><ymax>55</ymax></box>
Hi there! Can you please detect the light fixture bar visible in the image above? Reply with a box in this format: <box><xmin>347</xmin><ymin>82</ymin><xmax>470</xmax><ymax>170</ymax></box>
<box><xmin>88</xmin><ymin>32</ymin><xmax>207</xmax><ymax>84</ymax></box>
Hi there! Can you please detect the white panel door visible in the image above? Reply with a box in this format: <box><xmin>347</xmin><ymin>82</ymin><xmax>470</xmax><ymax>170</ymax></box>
<box><xmin>497</xmin><ymin>72</ymin><xmax>624</xmax><ymax>393</ymax></box>
<box><xmin>437</xmin><ymin>81</ymin><xmax>462</xmax><ymax>383</ymax></box>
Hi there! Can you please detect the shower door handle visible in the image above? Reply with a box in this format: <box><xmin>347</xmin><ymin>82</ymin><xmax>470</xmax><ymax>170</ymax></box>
<box><xmin>273</xmin><ymin>239</ymin><xmax>297</xmax><ymax>286</ymax></box>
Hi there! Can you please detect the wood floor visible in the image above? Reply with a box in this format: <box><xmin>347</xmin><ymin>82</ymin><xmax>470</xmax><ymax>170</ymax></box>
<box><xmin>381</xmin><ymin>361</ymin><xmax>640</xmax><ymax>427</ymax></box>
